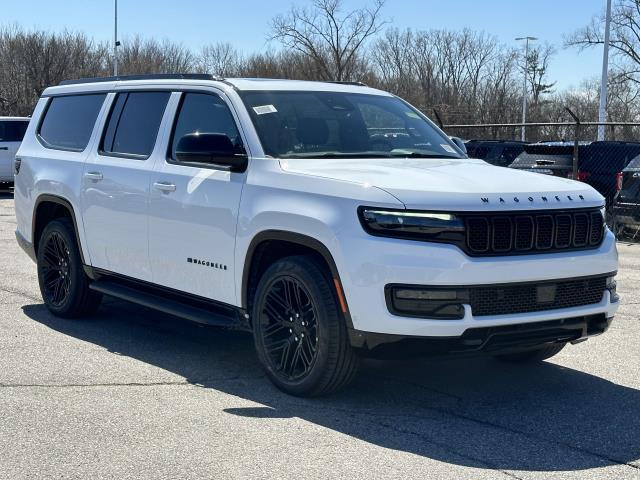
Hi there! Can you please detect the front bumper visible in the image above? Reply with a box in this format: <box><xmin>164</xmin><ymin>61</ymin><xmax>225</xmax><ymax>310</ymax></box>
<box><xmin>336</xmin><ymin>228</ymin><xmax>619</xmax><ymax>338</ymax></box>
<box><xmin>350</xmin><ymin>313</ymin><xmax>612</xmax><ymax>358</ymax></box>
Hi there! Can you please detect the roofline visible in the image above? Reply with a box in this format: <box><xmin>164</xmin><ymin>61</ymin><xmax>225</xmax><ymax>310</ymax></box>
<box><xmin>58</xmin><ymin>75</ymin><xmax>370</xmax><ymax>88</ymax></box>
<box><xmin>59</xmin><ymin>73</ymin><xmax>224</xmax><ymax>86</ymax></box>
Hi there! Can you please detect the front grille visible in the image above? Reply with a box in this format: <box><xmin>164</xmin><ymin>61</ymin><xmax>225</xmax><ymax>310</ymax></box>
<box><xmin>469</xmin><ymin>276</ymin><xmax>607</xmax><ymax>316</ymax></box>
<box><xmin>463</xmin><ymin>208</ymin><xmax>604</xmax><ymax>256</ymax></box>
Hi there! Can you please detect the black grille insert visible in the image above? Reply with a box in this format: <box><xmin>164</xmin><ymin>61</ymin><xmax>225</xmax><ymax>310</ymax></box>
<box><xmin>464</xmin><ymin>208</ymin><xmax>604</xmax><ymax>256</ymax></box>
<box><xmin>469</xmin><ymin>276</ymin><xmax>607</xmax><ymax>316</ymax></box>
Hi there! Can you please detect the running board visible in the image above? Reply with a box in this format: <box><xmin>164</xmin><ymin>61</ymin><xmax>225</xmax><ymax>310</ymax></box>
<box><xmin>89</xmin><ymin>279</ymin><xmax>240</xmax><ymax>328</ymax></box>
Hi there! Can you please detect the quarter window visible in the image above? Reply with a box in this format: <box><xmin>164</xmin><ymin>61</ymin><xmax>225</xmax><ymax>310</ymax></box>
<box><xmin>102</xmin><ymin>91</ymin><xmax>171</xmax><ymax>158</ymax></box>
<box><xmin>170</xmin><ymin>93</ymin><xmax>242</xmax><ymax>162</ymax></box>
<box><xmin>38</xmin><ymin>94</ymin><xmax>106</xmax><ymax>151</ymax></box>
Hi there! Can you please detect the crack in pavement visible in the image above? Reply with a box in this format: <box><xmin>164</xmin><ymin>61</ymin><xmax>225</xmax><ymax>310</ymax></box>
<box><xmin>0</xmin><ymin>374</ymin><xmax>264</xmax><ymax>390</ymax></box>
<box><xmin>308</xmin><ymin>390</ymin><xmax>640</xmax><ymax>473</ymax></box>
<box><xmin>0</xmin><ymin>285</ymin><xmax>40</xmax><ymax>302</ymax></box>
<box><xmin>0</xmin><ymin>381</ymin><xmax>191</xmax><ymax>389</ymax></box>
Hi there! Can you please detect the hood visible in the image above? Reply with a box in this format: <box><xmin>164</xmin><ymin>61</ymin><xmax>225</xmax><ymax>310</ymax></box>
<box><xmin>279</xmin><ymin>157</ymin><xmax>604</xmax><ymax>211</ymax></box>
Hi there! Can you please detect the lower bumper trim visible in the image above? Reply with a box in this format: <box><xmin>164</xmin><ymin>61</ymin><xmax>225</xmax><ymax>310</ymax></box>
<box><xmin>350</xmin><ymin>313</ymin><xmax>611</xmax><ymax>359</ymax></box>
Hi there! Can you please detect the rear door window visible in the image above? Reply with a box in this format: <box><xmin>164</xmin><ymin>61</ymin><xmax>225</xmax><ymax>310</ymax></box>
<box><xmin>38</xmin><ymin>94</ymin><xmax>106</xmax><ymax>151</ymax></box>
<box><xmin>101</xmin><ymin>91</ymin><xmax>171</xmax><ymax>158</ymax></box>
<box><xmin>0</xmin><ymin>121</ymin><xmax>28</xmax><ymax>142</ymax></box>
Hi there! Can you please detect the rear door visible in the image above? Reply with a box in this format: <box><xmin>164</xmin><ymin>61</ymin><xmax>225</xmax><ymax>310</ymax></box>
<box><xmin>147</xmin><ymin>90</ymin><xmax>248</xmax><ymax>305</ymax></box>
<box><xmin>0</xmin><ymin>120</ymin><xmax>28</xmax><ymax>182</ymax></box>
<box><xmin>81</xmin><ymin>90</ymin><xmax>171</xmax><ymax>281</ymax></box>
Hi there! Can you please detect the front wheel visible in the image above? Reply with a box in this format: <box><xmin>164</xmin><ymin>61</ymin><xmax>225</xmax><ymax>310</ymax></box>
<box><xmin>252</xmin><ymin>256</ymin><xmax>359</xmax><ymax>396</ymax></box>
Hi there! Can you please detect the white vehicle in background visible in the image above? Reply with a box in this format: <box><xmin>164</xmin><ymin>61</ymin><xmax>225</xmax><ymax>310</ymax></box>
<box><xmin>13</xmin><ymin>75</ymin><xmax>619</xmax><ymax>396</ymax></box>
<box><xmin>0</xmin><ymin>117</ymin><xmax>29</xmax><ymax>187</ymax></box>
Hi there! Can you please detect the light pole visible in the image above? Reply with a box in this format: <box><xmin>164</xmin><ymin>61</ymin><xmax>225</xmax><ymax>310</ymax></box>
<box><xmin>598</xmin><ymin>0</ymin><xmax>613</xmax><ymax>141</ymax></box>
<box><xmin>516</xmin><ymin>36</ymin><xmax>537</xmax><ymax>142</ymax></box>
<box><xmin>113</xmin><ymin>0</ymin><xmax>119</xmax><ymax>76</ymax></box>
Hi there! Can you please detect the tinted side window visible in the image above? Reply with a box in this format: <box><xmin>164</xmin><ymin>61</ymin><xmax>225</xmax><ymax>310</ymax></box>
<box><xmin>102</xmin><ymin>91</ymin><xmax>170</xmax><ymax>158</ymax></box>
<box><xmin>0</xmin><ymin>121</ymin><xmax>29</xmax><ymax>142</ymax></box>
<box><xmin>38</xmin><ymin>94</ymin><xmax>106</xmax><ymax>151</ymax></box>
<box><xmin>170</xmin><ymin>93</ymin><xmax>241</xmax><ymax>161</ymax></box>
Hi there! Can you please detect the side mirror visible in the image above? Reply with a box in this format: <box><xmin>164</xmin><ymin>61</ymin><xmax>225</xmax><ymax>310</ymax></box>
<box><xmin>175</xmin><ymin>133</ymin><xmax>248</xmax><ymax>172</ymax></box>
<box><xmin>449</xmin><ymin>136</ymin><xmax>467</xmax><ymax>155</ymax></box>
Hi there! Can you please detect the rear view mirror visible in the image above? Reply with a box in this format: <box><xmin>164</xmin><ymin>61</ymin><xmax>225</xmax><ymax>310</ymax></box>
<box><xmin>449</xmin><ymin>136</ymin><xmax>467</xmax><ymax>155</ymax></box>
<box><xmin>175</xmin><ymin>133</ymin><xmax>248</xmax><ymax>172</ymax></box>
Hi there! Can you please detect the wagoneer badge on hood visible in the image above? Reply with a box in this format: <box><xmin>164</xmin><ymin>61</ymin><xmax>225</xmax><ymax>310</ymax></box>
<box><xmin>480</xmin><ymin>194</ymin><xmax>587</xmax><ymax>204</ymax></box>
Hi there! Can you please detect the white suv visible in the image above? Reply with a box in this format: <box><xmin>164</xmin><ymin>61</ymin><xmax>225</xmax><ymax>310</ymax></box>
<box><xmin>14</xmin><ymin>74</ymin><xmax>619</xmax><ymax>396</ymax></box>
<box><xmin>0</xmin><ymin>116</ymin><xmax>29</xmax><ymax>187</ymax></box>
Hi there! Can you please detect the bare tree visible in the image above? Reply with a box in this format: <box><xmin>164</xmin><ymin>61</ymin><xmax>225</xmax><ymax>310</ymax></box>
<box><xmin>566</xmin><ymin>0</ymin><xmax>640</xmax><ymax>85</ymax></box>
<box><xmin>117</xmin><ymin>36</ymin><xmax>195</xmax><ymax>75</ymax></box>
<box><xmin>270</xmin><ymin>0</ymin><xmax>386</xmax><ymax>81</ymax></box>
<box><xmin>526</xmin><ymin>44</ymin><xmax>557</xmax><ymax>112</ymax></box>
<box><xmin>0</xmin><ymin>25</ymin><xmax>108</xmax><ymax>116</ymax></box>
<box><xmin>198</xmin><ymin>42</ymin><xmax>243</xmax><ymax>76</ymax></box>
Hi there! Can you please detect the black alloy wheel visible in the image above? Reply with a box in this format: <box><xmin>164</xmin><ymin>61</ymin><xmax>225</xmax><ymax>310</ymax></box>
<box><xmin>37</xmin><ymin>218</ymin><xmax>102</xmax><ymax>318</ymax></box>
<box><xmin>259</xmin><ymin>275</ymin><xmax>319</xmax><ymax>381</ymax></box>
<box><xmin>40</xmin><ymin>231</ymin><xmax>72</xmax><ymax>307</ymax></box>
<box><xmin>252</xmin><ymin>256</ymin><xmax>359</xmax><ymax>396</ymax></box>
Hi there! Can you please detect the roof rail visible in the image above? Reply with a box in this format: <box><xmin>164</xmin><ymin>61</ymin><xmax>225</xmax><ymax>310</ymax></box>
<box><xmin>58</xmin><ymin>73</ymin><xmax>224</xmax><ymax>86</ymax></box>
<box><xmin>324</xmin><ymin>81</ymin><xmax>367</xmax><ymax>87</ymax></box>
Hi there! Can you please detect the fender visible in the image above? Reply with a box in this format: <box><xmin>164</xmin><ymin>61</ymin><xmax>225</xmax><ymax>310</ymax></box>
<box><xmin>33</xmin><ymin>194</ymin><xmax>87</xmax><ymax>264</ymax></box>
<box><xmin>241</xmin><ymin>230</ymin><xmax>354</xmax><ymax>330</ymax></box>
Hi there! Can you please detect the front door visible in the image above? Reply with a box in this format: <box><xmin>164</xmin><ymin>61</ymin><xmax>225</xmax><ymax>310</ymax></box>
<box><xmin>81</xmin><ymin>91</ymin><xmax>172</xmax><ymax>281</ymax></box>
<box><xmin>148</xmin><ymin>91</ymin><xmax>247</xmax><ymax>305</ymax></box>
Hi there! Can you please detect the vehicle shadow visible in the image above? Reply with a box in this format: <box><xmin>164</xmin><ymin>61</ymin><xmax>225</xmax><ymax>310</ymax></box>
<box><xmin>22</xmin><ymin>300</ymin><xmax>640</xmax><ymax>473</ymax></box>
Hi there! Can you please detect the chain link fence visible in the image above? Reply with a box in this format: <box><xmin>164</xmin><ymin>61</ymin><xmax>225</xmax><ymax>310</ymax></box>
<box><xmin>438</xmin><ymin>115</ymin><xmax>640</xmax><ymax>242</ymax></box>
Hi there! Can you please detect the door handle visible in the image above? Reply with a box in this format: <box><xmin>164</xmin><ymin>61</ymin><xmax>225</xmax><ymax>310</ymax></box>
<box><xmin>153</xmin><ymin>181</ymin><xmax>176</xmax><ymax>192</ymax></box>
<box><xmin>85</xmin><ymin>171</ymin><xmax>103</xmax><ymax>181</ymax></box>
<box><xmin>0</xmin><ymin>147</ymin><xmax>8</xmax><ymax>151</ymax></box>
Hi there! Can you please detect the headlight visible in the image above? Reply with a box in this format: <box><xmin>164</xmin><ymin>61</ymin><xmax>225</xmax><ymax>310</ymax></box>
<box><xmin>358</xmin><ymin>207</ymin><xmax>465</xmax><ymax>243</ymax></box>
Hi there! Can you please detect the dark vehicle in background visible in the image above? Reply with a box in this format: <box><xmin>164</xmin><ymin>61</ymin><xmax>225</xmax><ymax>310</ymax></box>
<box><xmin>465</xmin><ymin>140</ymin><xmax>526</xmax><ymax>167</ymax></box>
<box><xmin>612</xmin><ymin>154</ymin><xmax>640</xmax><ymax>238</ymax></box>
<box><xmin>508</xmin><ymin>142</ymin><xmax>578</xmax><ymax>177</ymax></box>
<box><xmin>577</xmin><ymin>141</ymin><xmax>640</xmax><ymax>207</ymax></box>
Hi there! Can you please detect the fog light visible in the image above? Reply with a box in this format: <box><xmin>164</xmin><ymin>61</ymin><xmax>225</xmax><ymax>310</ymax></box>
<box><xmin>606</xmin><ymin>276</ymin><xmax>619</xmax><ymax>303</ymax></box>
<box><xmin>388</xmin><ymin>287</ymin><xmax>468</xmax><ymax>319</ymax></box>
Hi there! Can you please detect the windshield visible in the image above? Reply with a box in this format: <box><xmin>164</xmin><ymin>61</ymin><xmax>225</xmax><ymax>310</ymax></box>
<box><xmin>239</xmin><ymin>91</ymin><xmax>464</xmax><ymax>159</ymax></box>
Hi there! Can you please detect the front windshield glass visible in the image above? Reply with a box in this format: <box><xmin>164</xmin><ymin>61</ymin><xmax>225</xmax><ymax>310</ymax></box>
<box><xmin>240</xmin><ymin>90</ymin><xmax>464</xmax><ymax>159</ymax></box>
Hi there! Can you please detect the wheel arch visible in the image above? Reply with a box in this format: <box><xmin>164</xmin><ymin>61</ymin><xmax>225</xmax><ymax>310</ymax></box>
<box><xmin>33</xmin><ymin>194</ymin><xmax>86</xmax><ymax>264</ymax></box>
<box><xmin>241</xmin><ymin>230</ymin><xmax>353</xmax><ymax>329</ymax></box>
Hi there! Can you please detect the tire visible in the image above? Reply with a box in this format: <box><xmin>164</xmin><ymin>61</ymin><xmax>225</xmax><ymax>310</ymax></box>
<box><xmin>494</xmin><ymin>342</ymin><xmax>566</xmax><ymax>363</ymax></box>
<box><xmin>36</xmin><ymin>217</ymin><xmax>102</xmax><ymax>318</ymax></box>
<box><xmin>252</xmin><ymin>255</ymin><xmax>359</xmax><ymax>396</ymax></box>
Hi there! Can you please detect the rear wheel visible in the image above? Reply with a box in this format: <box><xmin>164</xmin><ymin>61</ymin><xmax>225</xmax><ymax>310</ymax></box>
<box><xmin>494</xmin><ymin>343</ymin><xmax>566</xmax><ymax>363</ymax></box>
<box><xmin>252</xmin><ymin>255</ymin><xmax>359</xmax><ymax>396</ymax></box>
<box><xmin>37</xmin><ymin>218</ymin><xmax>102</xmax><ymax>318</ymax></box>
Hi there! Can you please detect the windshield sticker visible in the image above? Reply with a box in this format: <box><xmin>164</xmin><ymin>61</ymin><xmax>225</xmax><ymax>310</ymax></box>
<box><xmin>253</xmin><ymin>105</ymin><xmax>278</xmax><ymax>115</ymax></box>
<box><xmin>405</xmin><ymin>111</ymin><xmax>421</xmax><ymax>119</ymax></box>
<box><xmin>441</xmin><ymin>144</ymin><xmax>457</xmax><ymax>153</ymax></box>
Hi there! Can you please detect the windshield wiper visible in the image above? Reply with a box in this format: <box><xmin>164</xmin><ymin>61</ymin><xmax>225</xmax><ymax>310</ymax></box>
<box><xmin>281</xmin><ymin>152</ymin><xmax>394</xmax><ymax>159</ymax></box>
<box><xmin>389</xmin><ymin>151</ymin><xmax>461</xmax><ymax>159</ymax></box>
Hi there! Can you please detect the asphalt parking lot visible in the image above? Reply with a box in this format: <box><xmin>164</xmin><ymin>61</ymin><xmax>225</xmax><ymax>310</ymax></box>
<box><xmin>0</xmin><ymin>192</ymin><xmax>639</xmax><ymax>480</ymax></box>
